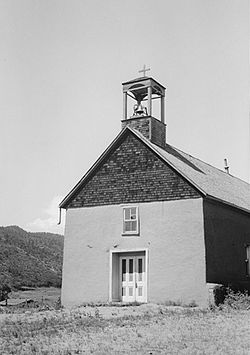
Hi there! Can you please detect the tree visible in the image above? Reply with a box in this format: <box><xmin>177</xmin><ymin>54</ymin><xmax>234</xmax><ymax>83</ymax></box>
<box><xmin>0</xmin><ymin>284</ymin><xmax>11</xmax><ymax>306</ymax></box>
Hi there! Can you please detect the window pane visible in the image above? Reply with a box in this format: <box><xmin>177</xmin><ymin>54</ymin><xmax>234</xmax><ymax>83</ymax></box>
<box><xmin>129</xmin><ymin>259</ymin><xmax>133</xmax><ymax>273</ymax></box>
<box><xmin>131</xmin><ymin>207</ymin><xmax>136</xmax><ymax>216</ymax></box>
<box><xmin>129</xmin><ymin>287</ymin><xmax>133</xmax><ymax>296</ymax></box>
<box><xmin>124</xmin><ymin>221</ymin><xmax>137</xmax><ymax>232</ymax></box>
<box><xmin>122</xmin><ymin>259</ymin><xmax>126</xmax><ymax>281</ymax></box>
<box><xmin>122</xmin><ymin>287</ymin><xmax>126</xmax><ymax>296</ymax></box>
<box><xmin>129</xmin><ymin>259</ymin><xmax>133</xmax><ymax>281</ymax></box>
<box><xmin>124</xmin><ymin>208</ymin><xmax>130</xmax><ymax>220</ymax></box>
<box><xmin>124</xmin><ymin>207</ymin><xmax>137</xmax><ymax>221</ymax></box>
<box><xmin>124</xmin><ymin>221</ymin><xmax>131</xmax><ymax>232</ymax></box>
<box><xmin>131</xmin><ymin>221</ymin><xmax>137</xmax><ymax>231</ymax></box>
<box><xmin>138</xmin><ymin>258</ymin><xmax>142</xmax><ymax>273</ymax></box>
<box><xmin>138</xmin><ymin>258</ymin><xmax>142</xmax><ymax>281</ymax></box>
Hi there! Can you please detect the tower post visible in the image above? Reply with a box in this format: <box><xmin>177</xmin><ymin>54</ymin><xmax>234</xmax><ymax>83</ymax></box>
<box><xmin>161</xmin><ymin>95</ymin><xmax>165</xmax><ymax>123</ymax></box>
<box><xmin>147</xmin><ymin>86</ymin><xmax>152</xmax><ymax>116</ymax></box>
<box><xmin>123</xmin><ymin>92</ymin><xmax>127</xmax><ymax>120</ymax></box>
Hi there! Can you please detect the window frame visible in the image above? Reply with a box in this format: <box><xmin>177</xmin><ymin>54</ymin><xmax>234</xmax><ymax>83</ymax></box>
<box><xmin>122</xmin><ymin>206</ymin><xmax>139</xmax><ymax>236</ymax></box>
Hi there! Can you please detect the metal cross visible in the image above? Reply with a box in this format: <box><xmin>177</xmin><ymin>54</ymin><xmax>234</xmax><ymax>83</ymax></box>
<box><xmin>139</xmin><ymin>64</ymin><xmax>150</xmax><ymax>77</ymax></box>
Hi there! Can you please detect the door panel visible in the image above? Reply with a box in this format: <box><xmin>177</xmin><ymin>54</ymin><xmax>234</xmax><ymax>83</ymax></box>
<box><xmin>135</xmin><ymin>256</ymin><xmax>145</xmax><ymax>303</ymax></box>
<box><xmin>120</xmin><ymin>257</ymin><xmax>136</xmax><ymax>302</ymax></box>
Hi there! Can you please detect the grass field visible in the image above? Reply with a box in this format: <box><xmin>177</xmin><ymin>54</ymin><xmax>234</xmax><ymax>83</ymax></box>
<box><xmin>0</xmin><ymin>296</ymin><xmax>249</xmax><ymax>354</ymax></box>
<box><xmin>10</xmin><ymin>287</ymin><xmax>61</xmax><ymax>307</ymax></box>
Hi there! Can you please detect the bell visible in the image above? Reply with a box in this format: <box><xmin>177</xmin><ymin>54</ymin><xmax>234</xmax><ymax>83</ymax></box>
<box><xmin>133</xmin><ymin>103</ymin><xmax>147</xmax><ymax>117</ymax></box>
<box><xmin>135</xmin><ymin>103</ymin><xmax>144</xmax><ymax>115</ymax></box>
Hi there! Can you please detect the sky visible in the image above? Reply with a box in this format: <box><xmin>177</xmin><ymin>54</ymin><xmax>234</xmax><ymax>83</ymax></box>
<box><xmin>0</xmin><ymin>0</ymin><xmax>249</xmax><ymax>234</ymax></box>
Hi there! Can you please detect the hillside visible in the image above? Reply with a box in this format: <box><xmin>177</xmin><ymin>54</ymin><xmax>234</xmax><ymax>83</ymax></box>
<box><xmin>0</xmin><ymin>226</ymin><xmax>64</xmax><ymax>289</ymax></box>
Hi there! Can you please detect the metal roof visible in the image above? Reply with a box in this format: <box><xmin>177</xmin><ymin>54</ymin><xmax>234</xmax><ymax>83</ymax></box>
<box><xmin>132</xmin><ymin>128</ymin><xmax>250</xmax><ymax>213</ymax></box>
<box><xmin>122</xmin><ymin>76</ymin><xmax>166</xmax><ymax>89</ymax></box>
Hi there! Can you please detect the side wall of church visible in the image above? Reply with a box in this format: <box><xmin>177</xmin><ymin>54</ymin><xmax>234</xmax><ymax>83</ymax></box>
<box><xmin>61</xmin><ymin>198</ymin><xmax>208</xmax><ymax>307</ymax></box>
<box><xmin>203</xmin><ymin>199</ymin><xmax>250</xmax><ymax>290</ymax></box>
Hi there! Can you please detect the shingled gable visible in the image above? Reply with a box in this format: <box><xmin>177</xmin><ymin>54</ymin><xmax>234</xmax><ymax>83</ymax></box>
<box><xmin>59</xmin><ymin>126</ymin><xmax>203</xmax><ymax>209</ymax></box>
<box><xmin>60</xmin><ymin>126</ymin><xmax>250</xmax><ymax>213</ymax></box>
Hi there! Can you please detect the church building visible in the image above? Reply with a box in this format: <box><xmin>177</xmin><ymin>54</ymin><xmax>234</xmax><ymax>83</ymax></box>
<box><xmin>60</xmin><ymin>72</ymin><xmax>250</xmax><ymax>307</ymax></box>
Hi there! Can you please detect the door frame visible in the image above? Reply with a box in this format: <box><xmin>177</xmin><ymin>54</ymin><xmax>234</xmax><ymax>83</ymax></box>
<box><xmin>109</xmin><ymin>248</ymin><xmax>149</xmax><ymax>303</ymax></box>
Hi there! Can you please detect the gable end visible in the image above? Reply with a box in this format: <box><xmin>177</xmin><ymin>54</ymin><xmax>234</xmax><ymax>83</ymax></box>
<box><xmin>65</xmin><ymin>132</ymin><xmax>201</xmax><ymax>208</ymax></box>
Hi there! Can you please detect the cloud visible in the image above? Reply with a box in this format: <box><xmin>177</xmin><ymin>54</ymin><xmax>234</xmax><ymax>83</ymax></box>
<box><xmin>26</xmin><ymin>195</ymin><xmax>65</xmax><ymax>234</ymax></box>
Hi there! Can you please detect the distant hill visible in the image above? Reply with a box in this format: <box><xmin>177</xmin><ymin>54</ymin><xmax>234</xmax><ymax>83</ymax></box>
<box><xmin>0</xmin><ymin>225</ymin><xmax>64</xmax><ymax>289</ymax></box>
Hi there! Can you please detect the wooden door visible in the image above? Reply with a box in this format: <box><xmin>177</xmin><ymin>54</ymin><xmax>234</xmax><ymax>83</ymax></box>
<box><xmin>120</xmin><ymin>255</ymin><xmax>146</xmax><ymax>302</ymax></box>
<box><xmin>135</xmin><ymin>256</ymin><xmax>145</xmax><ymax>303</ymax></box>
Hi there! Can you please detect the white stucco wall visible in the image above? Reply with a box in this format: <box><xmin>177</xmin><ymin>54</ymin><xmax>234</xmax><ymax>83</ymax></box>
<box><xmin>61</xmin><ymin>198</ymin><xmax>207</xmax><ymax>307</ymax></box>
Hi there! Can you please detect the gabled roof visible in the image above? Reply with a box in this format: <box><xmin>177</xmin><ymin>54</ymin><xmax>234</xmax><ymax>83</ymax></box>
<box><xmin>132</xmin><ymin>129</ymin><xmax>250</xmax><ymax>213</ymax></box>
<box><xmin>60</xmin><ymin>126</ymin><xmax>250</xmax><ymax>213</ymax></box>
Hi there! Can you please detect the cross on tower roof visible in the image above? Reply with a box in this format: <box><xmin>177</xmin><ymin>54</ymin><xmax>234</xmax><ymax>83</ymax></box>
<box><xmin>138</xmin><ymin>64</ymin><xmax>150</xmax><ymax>77</ymax></box>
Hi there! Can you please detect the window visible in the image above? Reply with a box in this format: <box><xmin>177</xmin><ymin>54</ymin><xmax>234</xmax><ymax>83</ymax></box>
<box><xmin>123</xmin><ymin>207</ymin><xmax>139</xmax><ymax>235</ymax></box>
<box><xmin>246</xmin><ymin>245</ymin><xmax>250</xmax><ymax>276</ymax></box>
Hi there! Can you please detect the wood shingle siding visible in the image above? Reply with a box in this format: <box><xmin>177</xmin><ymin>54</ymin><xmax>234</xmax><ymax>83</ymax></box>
<box><xmin>67</xmin><ymin>133</ymin><xmax>200</xmax><ymax>208</ymax></box>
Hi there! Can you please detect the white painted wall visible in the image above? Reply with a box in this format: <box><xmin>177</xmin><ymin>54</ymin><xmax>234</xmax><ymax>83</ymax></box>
<box><xmin>61</xmin><ymin>198</ymin><xmax>207</xmax><ymax>307</ymax></box>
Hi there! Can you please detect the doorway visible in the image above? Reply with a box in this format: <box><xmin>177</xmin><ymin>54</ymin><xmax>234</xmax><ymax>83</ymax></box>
<box><xmin>109</xmin><ymin>249</ymin><xmax>148</xmax><ymax>303</ymax></box>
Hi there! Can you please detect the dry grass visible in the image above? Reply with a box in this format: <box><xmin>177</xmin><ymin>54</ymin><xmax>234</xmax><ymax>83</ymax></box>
<box><xmin>10</xmin><ymin>287</ymin><xmax>61</xmax><ymax>307</ymax></box>
<box><xmin>0</xmin><ymin>303</ymin><xmax>249</xmax><ymax>354</ymax></box>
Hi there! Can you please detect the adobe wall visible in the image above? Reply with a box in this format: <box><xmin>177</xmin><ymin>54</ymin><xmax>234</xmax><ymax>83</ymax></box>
<box><xmin>61</xmin><ymin>198</ymin><xmax>207</xmax><ymax>307</ymax></box>
<box><xmin>203</xmin><ymin>199</ymin><xmax>250</xmax><ymax>290</ymax></box>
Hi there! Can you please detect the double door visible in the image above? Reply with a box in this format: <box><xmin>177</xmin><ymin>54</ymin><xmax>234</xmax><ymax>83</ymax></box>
<box><xmin>120</xmin><ymin>255</ymin><xmax>146</xmax><ymax>303</ymax></box>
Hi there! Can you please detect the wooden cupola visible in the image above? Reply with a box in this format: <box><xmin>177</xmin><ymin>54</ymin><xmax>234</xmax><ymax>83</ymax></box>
<box><xmin>121</xmin><ymin>66</ymin><xmax>166</xmax><ymax>148</ymax></box>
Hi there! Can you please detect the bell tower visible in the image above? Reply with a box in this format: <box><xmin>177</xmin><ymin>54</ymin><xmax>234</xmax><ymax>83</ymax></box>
<box><xmin>121</xmin><ymin>67</ymin><xmax>166</xmax><ymax>148</ymax></box>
